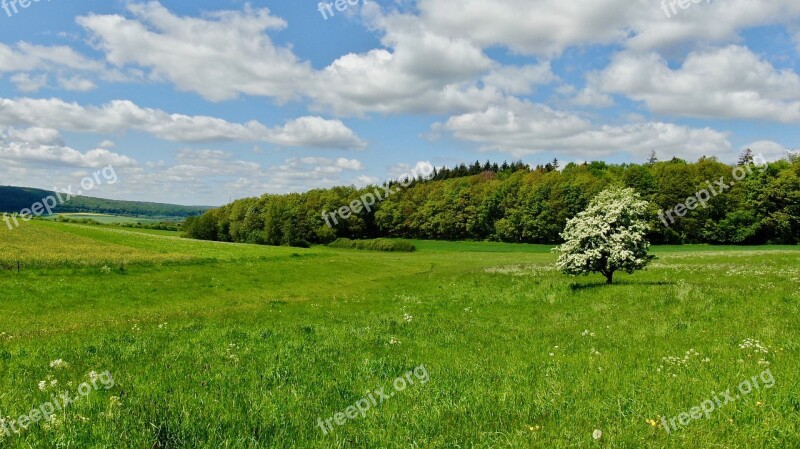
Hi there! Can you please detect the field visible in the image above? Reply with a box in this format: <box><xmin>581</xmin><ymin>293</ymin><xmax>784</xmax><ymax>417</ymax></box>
<box><xmin>43</xmin><ymin>213</ymin><xmax>166</xmax><ymax>225</ymax></box>
<box><xmin>0</xmin><ymin>221</ymin><xmax>798</xmax><ymax>448</ymax></box>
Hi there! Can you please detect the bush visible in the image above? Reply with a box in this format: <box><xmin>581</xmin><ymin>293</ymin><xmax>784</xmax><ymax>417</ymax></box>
<box><xmin>54</xmin><ymin>216</ymin><xmax>101</xmax><ymax>225</ymax></box>
<box><xmin>288</xmin><ymin>239</ymin><xmax>311</xmax><ymax>248</ymax></box>
<box><xmin>328</xmin><ymin>238</ymin><xmax>416</xmax><ymax>252</ymax></box>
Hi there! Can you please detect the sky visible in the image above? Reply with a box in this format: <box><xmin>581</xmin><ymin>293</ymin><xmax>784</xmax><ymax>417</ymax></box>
<box><xmin>0</xmin><ymin>0</ymin><xmax>799</xmax><ymax>206</ymax></box>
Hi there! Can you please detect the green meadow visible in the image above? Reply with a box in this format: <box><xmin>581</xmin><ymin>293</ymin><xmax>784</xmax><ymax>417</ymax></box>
<box><xmin>0</xmin><ymin>221</ymin><xmax>798</xmax><ymax>448</ymax></box>
<box><xmin>43</xmin><ymin>213</ymin><xmax>165</xmax><ymax>225</ymax></box>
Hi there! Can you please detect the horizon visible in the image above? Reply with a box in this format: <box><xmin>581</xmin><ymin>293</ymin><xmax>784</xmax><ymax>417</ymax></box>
<box><xmin>5</xmin><ymin>151</ymin><xmax>794</xmax><ymax>209</ymax></box>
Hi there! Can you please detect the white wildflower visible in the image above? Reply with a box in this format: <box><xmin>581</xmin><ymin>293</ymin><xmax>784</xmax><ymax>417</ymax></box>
<box><xmin>49</xmin><ymin>359</ymin><xmax>68</xmax><ymax>370</ymax></box>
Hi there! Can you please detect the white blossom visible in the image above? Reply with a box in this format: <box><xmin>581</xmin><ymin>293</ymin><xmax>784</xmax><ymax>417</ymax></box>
<box><xmin>553</xmin><ymin>188</ymin><xmax>654</xmax><ymax>284</ymax></box>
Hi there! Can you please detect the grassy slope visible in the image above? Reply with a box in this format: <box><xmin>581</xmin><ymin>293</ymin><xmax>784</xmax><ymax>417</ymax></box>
<box><xmin>0</xmin><ymin>221</ymin><xmax>798</xmax><ymax>448</ymax></box>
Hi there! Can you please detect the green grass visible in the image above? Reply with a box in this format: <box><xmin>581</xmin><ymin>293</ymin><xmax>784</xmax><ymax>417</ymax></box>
<box><xmin>0</xmin><ymin>221</ymin><xmax>798</xmax><ymax>448</ymax></box>
<box><xmin>45</xmin><ymin>213</ymin><xmax>165</xmax><ymax>224</ymax></box>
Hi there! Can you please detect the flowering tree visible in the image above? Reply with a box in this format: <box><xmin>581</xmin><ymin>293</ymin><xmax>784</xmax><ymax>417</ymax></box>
<box><xmin>554</xmin><ymin>187</ymin><xmax>654</xmax><ymax>284</ymax></box>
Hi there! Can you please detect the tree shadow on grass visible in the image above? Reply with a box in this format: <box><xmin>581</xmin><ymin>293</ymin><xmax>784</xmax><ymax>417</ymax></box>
<box><xmin>569</xmin><ymin>279</ymin><xmax>675</xmax><ymax>292</ymax></box>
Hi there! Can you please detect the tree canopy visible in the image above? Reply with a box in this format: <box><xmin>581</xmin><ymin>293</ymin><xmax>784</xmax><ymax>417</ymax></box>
<box><xmin>553</xmin><ymin>187</ymin><xmax>654</xmax><ymax>284</ymax></box>
<box><xmin>184</xmin><ymin>155</ymin><xmax>800</xmax><ymax>247</ymax></box>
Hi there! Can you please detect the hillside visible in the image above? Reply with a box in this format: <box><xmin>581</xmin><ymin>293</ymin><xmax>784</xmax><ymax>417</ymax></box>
<box><xmin>0</xmin><ymin>186</ymin><xmax>211</xmax><ymax>219</ymax></box>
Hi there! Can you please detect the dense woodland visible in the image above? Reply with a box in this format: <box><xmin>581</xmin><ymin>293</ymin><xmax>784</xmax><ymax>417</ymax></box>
<box><xmin>184</xmin><ymin>152</ymin><xmax>800</xmax><ymax>246</ymax></box>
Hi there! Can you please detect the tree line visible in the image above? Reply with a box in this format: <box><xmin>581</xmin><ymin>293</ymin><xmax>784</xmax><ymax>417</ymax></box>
<box><xmin>184</xmin><ymin>152</ymin><xmax>800</xmax><ymax>246</ymax></box>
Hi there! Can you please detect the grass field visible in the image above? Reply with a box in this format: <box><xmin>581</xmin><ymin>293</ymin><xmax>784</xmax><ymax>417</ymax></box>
<box><xmin>0</xmin><ymin>221</ymin><xmax>798</xmax><ymax>448</ymax></box>
<box><xmin>44</xmin><ymin>213</ymin><xmax>166</xmax><ymax>225</ymax></box>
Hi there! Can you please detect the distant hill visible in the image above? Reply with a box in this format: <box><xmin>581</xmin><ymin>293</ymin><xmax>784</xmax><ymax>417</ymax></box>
<box><xmin>0</xmin><ymin>186</ymin><xmax>211</xmax><ymax>219</ymax></box>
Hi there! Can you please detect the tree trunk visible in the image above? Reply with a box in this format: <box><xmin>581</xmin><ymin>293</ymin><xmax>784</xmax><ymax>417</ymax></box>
<box><xmin>605</xmin><ymin>271</ymin><xmax>614</xmax><ymax>284</ymax></box>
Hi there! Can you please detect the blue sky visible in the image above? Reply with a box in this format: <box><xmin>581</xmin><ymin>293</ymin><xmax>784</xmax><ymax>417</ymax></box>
<box><xmin>1</xmin><ymin>0</ymin><xmax>799</xmax><ymax>205</ymax></box>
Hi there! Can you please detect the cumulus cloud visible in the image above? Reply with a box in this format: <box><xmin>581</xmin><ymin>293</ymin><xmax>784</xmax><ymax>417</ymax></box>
<box><xmin>480</xmin><ymin>63</ymin><xmax>557</xmax><ymax>95</ymax></box>
<box><xmin>9</xmin><ymin>73</ymin><xmax>48</xmax><ymax>93</ymax></box>
<box><xmin>569</xmin><ymin>87</ymin><xmax>614</xmax><ymax>108</ymax></box>
<box><xmin>6</xmin><ymin>127</ymin><xmax>64</xmax><ymax>146</ymax></box>
<box><xmin>0</xmin><ymin>42</ymin><xmax>104</xmax><ymax>73</ymax></box>
<box><xmin>58</xmin><ymin>75</ymin><xmax>97</xmax><ymax>92</ymax></box>
<box><xmin>387</xmin><ymin>160</ymin><xmax>435</xmax><ymax>180</ymax></box>
<box><xmin>77</xmin><ymin>2</ymin><xmax>312</xmax><ymax>102</ymax></box>
<box><xmin>76</xmin><ymin>2</ymin><xmax>512</xmax><ymax>116</ymax></box>
<box><xmin>216</xmin><ymin>156</ymin><xmax>372</xmax><ymax>198</ymax></box>
<box><xmin>743</xmin><ymin>140</ymin><xmax>796</xmax><ymax>161</ymax></box>
<box><xmin>0</xmin><ymin>144</ymin><xmax>377</xmax><ymax>205</ymax></box>
<box><xmin>432</xmin><ymin>99</ymin><xmax>731</xmax><ymax>159</ymax></box>
<box><xmin>0</xmin><ymin>97</ymin><xmax>366</xmax><ymax>149</ymax></box>
<box><xmin>589</xmin><ymin>46</ymin><xmax>800</xmax><ymax>123</ymax></box>
<box><xmin>70</xmin><ymin>1</ymin><xmax>800</xmax><ymax>122</ymax></box>
<box><xmin>0</xmin><ymin>42</ymin><xmax>128</xmax><ymax>93</ymax></box>
<box><xmin>417</xmin><ymin>0</ymin><xmax>800</xmax><ymax>55</ymax></box>
<box><xmin>0</xmin><ymin>128</ymin><xmax>138</xmax><ymax>168</ymax></box>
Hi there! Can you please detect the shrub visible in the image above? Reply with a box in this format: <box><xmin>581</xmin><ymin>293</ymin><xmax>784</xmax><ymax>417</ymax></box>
<box><xmin>328</xmin><ymin>238</ymin><xmax>416</xmax><ymax>252</ymax></box>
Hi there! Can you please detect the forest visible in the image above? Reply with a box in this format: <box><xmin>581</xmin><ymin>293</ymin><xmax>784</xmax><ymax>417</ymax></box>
<box><xmin>183</xmin><ymin>152</ymin><xmax>800</xmax><ymax>246</ymax></box>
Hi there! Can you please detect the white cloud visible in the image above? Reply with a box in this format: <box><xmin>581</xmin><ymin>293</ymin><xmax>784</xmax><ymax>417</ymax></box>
<box><xmin>266</xmin><ymin>117</ymin><xmax>367</xmax><ymax>150</ymax></box>
<box><xmin>76</xmin><ymin>2</ymin><xmax>511</xmax><ymax>116</ymax></box>
<box><xmin>743</xmin><ymin>140</ymin><xmax>795</xmax><ymax>161</ymax></box>
<box><xmin>0</xmin><ymin>42</ymin><xmax>126</xmax><ymax>93</ymax></box>
<box><xmin>480</xmin><ymin>63</ymin><xmax>557</xmax><ymax>95</ymax></box>
<box><xmin>219</xmin><ymin>156</ymin><xmax>370</xmax><ymax>197</ymax></box>
<box><xmin>0</xmin><ymin>42</ymin><xmax>104</xmax><ymax>73</ymax></box>
<box><xmin>6</xmin><ymin>127</ymin><xmax>64</xmax><ymax>146</ymax></box>
<box><xmin>98</xmin><ymin>139</ymin><xmax>115</xmax><ymax>149</ymax></box>
<box><xmin>44</xmin><ymin>0</ymin><xmax>800</xmax><ymax>123</ymax></box>
<box><xmin>58</xmin><ymin>75</ymin><xmax>97</xmax><ymax>92</ymax></box>
<box><xmin>0</xmin><ymin>97</ymin><xmax>365</xmax><ymax>149</ymax></box>
<box><xmin>570</xmin><ymin>87</ymin><xmax>614</xmax><ymax>108</ymax></box>
<box><xmin>388</xmin><ymin>160</ymin><xmax>435</xmax><ymax>180</ymax></box>
<box><xmin>432</xmin><ymin>99</ymin><xmax>731</xmax><ymax>159</ymax></box>
<box><xmin>334</xmin><ymin>158</ymin><xmax>365</xmax><ymax>171</ymax></box>
<box><xmin>590</xmin><ymin>46</ymin><xmax>800</xmax><ymax>123</ymax></box>
<box><xmin>626</xmin><ymin>0</ymin><xmax>800</xmax><ymax>51</ymax></box>
<box><xmin>418</xmin><ymin>0</ymin><xmax>634</xmax><ymax>56</ymax></box>
<box><xmin>417</xmin><ymin>0</ymin><xmax>800</xmax><ymax>55</ymax></box>
<box><xmin>308</xmin><ymin>5</ymin><xmax>502</xmax><ymax>115</ymax></box>
<box><xmin>77</xmin><ymin>2</ymin><xmax>312</xmax><ymax>102</ymax></box>
<box><xmin>0</xmin><ymin>128</ymin><xmax>138</xmax><ymax>168</ymax></box>
<box><xmin>10</xmin><ymin>73</ymin><xmax>48</xmax><ymax>93</ymax></box>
